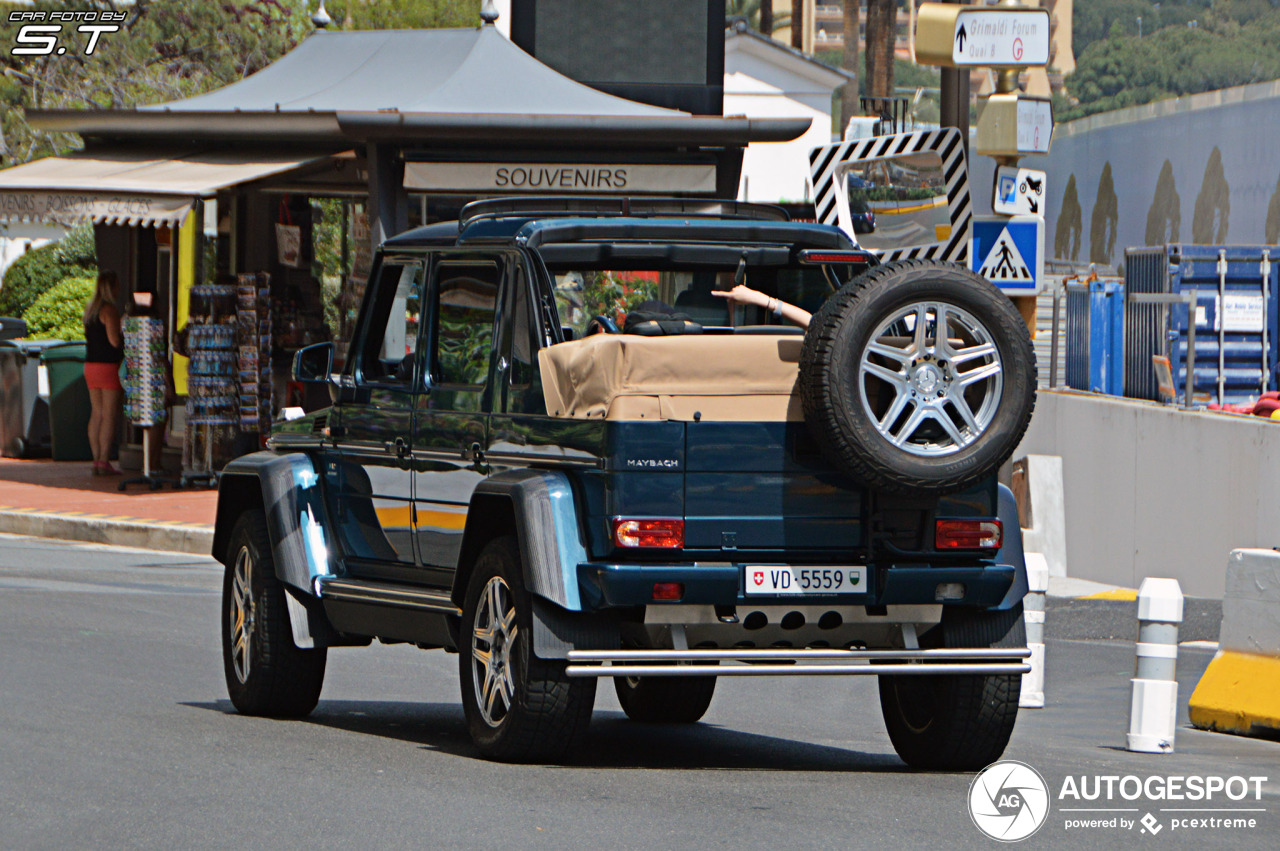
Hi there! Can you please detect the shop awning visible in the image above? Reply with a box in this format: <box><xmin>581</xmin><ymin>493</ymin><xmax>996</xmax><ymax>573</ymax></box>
<box><xmin>0</xmin><ymin>149</ymin><xmax>338</xmax><ymax>227</ymax></box>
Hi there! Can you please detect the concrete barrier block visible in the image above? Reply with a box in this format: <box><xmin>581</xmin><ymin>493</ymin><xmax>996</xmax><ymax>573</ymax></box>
<box><xmin>1013</xmin><ymin>454</ymin><xmax>1067</xmax><ymax>578</ymax></box>
<box><xmin>1219</xmin><ymin>549</ymin><xmax>1280</xmax><ymax>658</ymax></box>
<box><xmin>1188</xmin><ymin>548</ymin><xmax>1280</xmax><ymax>737</ymax></box>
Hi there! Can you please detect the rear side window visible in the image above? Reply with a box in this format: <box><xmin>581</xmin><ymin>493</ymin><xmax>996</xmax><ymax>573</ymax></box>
<box><xmin>433</xmin><ymin>262</ymin><xmax>500</xmax><ymax>387</ymax></box>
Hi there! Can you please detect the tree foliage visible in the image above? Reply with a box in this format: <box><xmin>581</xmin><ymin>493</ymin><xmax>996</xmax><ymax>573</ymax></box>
<box><xmin>1064</xmin><ymin>3</ymin><xmax>1280</xmax><ymax>119</ymax></box>
<box><xmin>323</xmin><ymin>0</ymin><xmax>479</xmax><ymax>31</ymax></box>
<box><xmin>0</xmin><ymin>0</ymin><xmax>481</xmax><ymax>165</ymax></box>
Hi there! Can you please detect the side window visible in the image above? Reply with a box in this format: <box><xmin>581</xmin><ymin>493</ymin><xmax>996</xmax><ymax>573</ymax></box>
<box><xmin>359</xmin><ymin>261</ymin><xmax>422</xmax><ymax>385</ymax></box>
<box><xmin>434</xmin><ymin>262</ymin><xmax>500</xmax><ymax>387</ymax></box>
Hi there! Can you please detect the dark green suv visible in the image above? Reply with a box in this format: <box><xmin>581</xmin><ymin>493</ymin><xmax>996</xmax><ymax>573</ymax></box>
<box><xmin>214</xmin><ymin>196</ymin><xmax>1036</xmax><ymax>767</ymax></box>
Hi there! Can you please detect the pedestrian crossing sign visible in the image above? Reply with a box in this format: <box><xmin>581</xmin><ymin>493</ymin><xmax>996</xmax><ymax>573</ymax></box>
<box><xmin>969</xmin><ymin>215</ymin><xmax>1044</xmax><ymax>295</ymax></box>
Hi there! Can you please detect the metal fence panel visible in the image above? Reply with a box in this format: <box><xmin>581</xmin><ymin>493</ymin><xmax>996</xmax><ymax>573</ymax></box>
<box><xmin>1124</xmin><ymin>245</ymin><xmax>1278</xmax><ymax>404</ymax></box>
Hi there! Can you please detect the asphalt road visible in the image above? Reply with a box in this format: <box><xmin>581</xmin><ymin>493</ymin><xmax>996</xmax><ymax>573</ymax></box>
<box><xmin>1</xmin><ymin>535</ymin><xmax>1276</xmax><ymax>850</ymax></box>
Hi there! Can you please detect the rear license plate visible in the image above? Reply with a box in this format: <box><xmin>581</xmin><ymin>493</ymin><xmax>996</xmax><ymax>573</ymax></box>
<box><xmin>744</xmin><ymin>565</ymin><xmax>866</xmax><ymax>595</ymax></box>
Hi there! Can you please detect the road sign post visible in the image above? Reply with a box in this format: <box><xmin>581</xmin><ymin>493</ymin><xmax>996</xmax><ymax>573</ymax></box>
<box><xmin>917</xmin><ymin>1</ymin><xmax>1053</xmax><ymax>330</ymax></box>
<box><xmin>915</xmin><ymin>5</ymin><xmax>1052</xmax><ymax>68</ymax></box>
<box><xmin>975</xmin><ymin>93</ymin><xmax>1054</xmax><ymax>157</ymax></box>
<box><xmin>993</xmin><ymin>165</ymin><xmax>1047</xmax><ymax>217</ymax></box>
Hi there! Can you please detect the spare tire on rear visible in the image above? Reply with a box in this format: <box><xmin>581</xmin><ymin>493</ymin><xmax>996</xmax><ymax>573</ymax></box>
<box><xmin>799</xmin><ymin>260</ymin><xmax>1036</xmax><ymax>494</ymax></box>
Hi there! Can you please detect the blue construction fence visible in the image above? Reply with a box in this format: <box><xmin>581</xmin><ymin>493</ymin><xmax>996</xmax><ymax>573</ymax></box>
<box><xmin>1062</xmin><ymin>245</ymin><xmax>1279</xmax><ymax>405</ymax></box>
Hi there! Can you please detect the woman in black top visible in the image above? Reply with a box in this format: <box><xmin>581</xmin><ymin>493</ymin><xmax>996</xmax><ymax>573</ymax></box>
<box><xmin>83</xmin><ymin>270</ymin><xmax>123</xmax><ymax>475</ymax></box>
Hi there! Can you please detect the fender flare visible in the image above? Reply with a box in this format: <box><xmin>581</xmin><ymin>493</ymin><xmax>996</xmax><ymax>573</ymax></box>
<box><xmin>454</xmin><ymin>468</ymin><xmax>618</xmax><ymax>659</ymax></box>
<box><xmin>454</xmin><ymin>468</ymin><xmax>588</xmax><ymax>612</ymax></box>
<box><xmin>214</xmin><ymin>451</ymin><xmax>342</xmax><ymax>649</ymax></box>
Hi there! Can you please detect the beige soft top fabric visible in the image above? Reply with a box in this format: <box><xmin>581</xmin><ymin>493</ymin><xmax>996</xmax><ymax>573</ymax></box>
<box><xmin>538</xmin><ymin>333</ymin><xmax>804</xmax><ymax>422</ymax></box>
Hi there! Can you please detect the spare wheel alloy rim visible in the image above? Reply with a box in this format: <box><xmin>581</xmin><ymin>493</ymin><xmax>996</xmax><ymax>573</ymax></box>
<box><xmin>472</xmin><ymin>575</ymin><xmax>519</xmax><ymax>727</ymax></box>
<box><xmin>230</xmin><ymin>546</ymin><xmax>255</xmax><ymax>684</ymax></box>
<box><xmin>857</xmin><ymin>300</ymin><xmax>1004</xmax><ymax>457</ymax></box>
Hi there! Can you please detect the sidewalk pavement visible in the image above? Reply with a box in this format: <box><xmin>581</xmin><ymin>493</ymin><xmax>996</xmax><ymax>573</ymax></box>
<box><xmin>0</xmin><ymin>457</ymin><xmax>215</xmax><ymax>555</ymax></box>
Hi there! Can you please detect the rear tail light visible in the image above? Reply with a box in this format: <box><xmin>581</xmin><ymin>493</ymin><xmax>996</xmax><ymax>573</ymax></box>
<box><xmin>935</xmin><ymin>519</ymin><xmax>1002</xmax><ymax>550</ymax></box>
<box><xmin>613</xmin><ymin>518</ymin><xmax>684</xmax><ymax>549</ymax></box>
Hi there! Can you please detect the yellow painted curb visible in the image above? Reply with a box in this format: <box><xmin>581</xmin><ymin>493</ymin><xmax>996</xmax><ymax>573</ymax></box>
<box><xmin>1081</xmin><ymin>588</ymin><xmax>1138</xmax><ymax>601</ymax></box>
<box><xmin>1188</xmin><ymin>651</ymin><xmax>1280</xmax><ymax>737</ymax></box>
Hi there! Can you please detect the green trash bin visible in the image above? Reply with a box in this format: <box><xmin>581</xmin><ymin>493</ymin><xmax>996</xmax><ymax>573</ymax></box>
<box><xmin>41</xmin><ymin>342</ymin><xmax>94</xmax><ymax>461</ymax></box>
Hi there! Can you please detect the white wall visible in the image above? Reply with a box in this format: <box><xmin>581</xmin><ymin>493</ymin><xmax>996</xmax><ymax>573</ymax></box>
<box><xmin>1014</xmin><ymin>390</ymin><xmax>1280</xmax><ymax>598</ymax></box>
<box><xmin>726</xmin><ymin>73</ymin><xmax>831</xmax><ymax>204</ymax></box>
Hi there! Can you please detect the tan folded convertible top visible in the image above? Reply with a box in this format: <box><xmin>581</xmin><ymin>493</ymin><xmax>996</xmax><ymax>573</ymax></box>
<box><xmin>537</xmin><ymin>332</ymin><xmax>805</xmax><ymax>422</ymax></box>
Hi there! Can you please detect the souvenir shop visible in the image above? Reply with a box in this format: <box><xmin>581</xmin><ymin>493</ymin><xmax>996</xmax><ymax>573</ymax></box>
<box><xmin>0</xmin><ymin>23</ymin><xmax>805</xmax><ymax>483</ymax></box>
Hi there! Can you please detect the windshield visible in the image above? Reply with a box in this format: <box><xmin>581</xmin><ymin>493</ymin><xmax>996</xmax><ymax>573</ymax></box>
<box><xmin>546</xmin><ymin>264</ymin><xmax>837</xmax><ymax>338</ymax></box>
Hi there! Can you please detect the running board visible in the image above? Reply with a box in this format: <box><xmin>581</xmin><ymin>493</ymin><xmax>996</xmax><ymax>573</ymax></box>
<box><xmin>319</xmin><ymin>578</ymin><xmax>461</xmax><ymax>615</ymax></box>
<box><xmin>565</xmin><ymin>647</ymin><xmax>1032</xmax><ymax>677</ymax></box>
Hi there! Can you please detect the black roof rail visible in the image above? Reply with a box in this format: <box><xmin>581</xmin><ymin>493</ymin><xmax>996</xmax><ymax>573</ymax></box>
<box><xmin>458</xmin><ymin>196</ymin><xmax>790</xmax><ymax>231</ymax></box>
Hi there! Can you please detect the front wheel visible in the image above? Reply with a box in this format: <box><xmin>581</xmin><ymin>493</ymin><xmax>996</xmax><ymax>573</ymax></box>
<box><xmin>221</xmin><ymin>509</ymin><xmax>326</xmax><ymax>718</ymax></box>
<box><xmin>614</xmin><ymin>674</ymin><xmax>716</xmax><ymax>723</ymax></box>
<box><xmin>878</xmin><ymin>605</ymin><xmax>1024</xmax><ymax>770</ymax></box>
<box><xmin>459</xmin><ymin>537</ymin><xmax>596</xmax><ymax>762</ymax></box>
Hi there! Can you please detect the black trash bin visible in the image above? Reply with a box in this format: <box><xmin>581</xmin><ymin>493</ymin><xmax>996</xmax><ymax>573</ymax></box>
<box><xmin>0</xmin><ymin>340</ymin><xmax>57</xmax><ymax>457</ymax></box>
<box><xmin>41</xmin><ymin>342</ymin><xmax>94</xmax><ymax>461</ymax></box>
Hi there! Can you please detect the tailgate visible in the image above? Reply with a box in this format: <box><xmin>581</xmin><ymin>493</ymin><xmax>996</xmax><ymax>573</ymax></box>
<box><xmin>682</xmin><ymin>422</ymin><xmax>866</xmax><ymax>552</ymax></box>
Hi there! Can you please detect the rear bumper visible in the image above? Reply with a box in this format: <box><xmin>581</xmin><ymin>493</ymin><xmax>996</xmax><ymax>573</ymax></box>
<box><xmin>577</xmin><ymin>562</ymin><xmax>1015</xmax><ymax>609</ymax></box>
<box><xmin>565</xmin><ymin>646</ymin><xmax>1032</xmax><ymax>677</ymax></box>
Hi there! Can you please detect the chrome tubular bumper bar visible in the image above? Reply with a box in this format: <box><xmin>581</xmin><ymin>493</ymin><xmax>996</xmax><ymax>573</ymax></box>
<box><xmin>565</xmin><ymin>647</ymin><xmax>1032</xmax><ymax>677</ymax></box>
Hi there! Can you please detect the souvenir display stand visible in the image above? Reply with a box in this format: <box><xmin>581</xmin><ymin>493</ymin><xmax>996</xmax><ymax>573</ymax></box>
<box><xmin>237</xmin><ymin>273</ymin><xmax>273</xmax><ymax>437</ymax></box>
<box><xmin>181</xmin><ymin>284</ymin><xmax>239</xmax><ymax>488</ymax></box>
<box><xmin>120</xmin><ymin>316</ymin><xmax>171</xmax><ymax>491</ymax></box>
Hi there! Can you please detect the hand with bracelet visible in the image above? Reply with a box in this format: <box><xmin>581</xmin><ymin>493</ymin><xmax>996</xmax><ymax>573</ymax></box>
<box><xmin>710</xmin><ymin>284</ymin><xmax>812</xmax><ymax>329</ymax></box>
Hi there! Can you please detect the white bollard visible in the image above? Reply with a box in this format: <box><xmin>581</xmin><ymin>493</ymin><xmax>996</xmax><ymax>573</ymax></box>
<box><xmin>1126</xmin><ymin>577</ymin><xmax>1184</xmax><ymax>753</ymax></box>
<box><xmin>1020</xmin><ymin>553</ymin><xmax>1050</xmax><ymax>708</ymax></box>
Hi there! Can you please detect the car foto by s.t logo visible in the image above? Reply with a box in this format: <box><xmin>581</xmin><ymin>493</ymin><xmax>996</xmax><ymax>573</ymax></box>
<box><xmin>9</xmin><ymin>9</ymin><xmax>124</xmax><ymax>56</ymax></box>
<box><xmin>968</xmin><ymin>761</ymin><xmax>1051</xmax><ymax>842</ymax></box>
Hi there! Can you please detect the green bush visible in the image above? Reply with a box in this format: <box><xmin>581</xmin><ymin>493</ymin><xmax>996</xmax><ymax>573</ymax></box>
<box><xmin>23</xmin><ymin>274</ymin><xmax>95</xmax><ymax>341</ymax></box>
<box><xmin>0</xmin><ymin>243</ymin><xmax>63</xmax><ymax>318</ymax></box>
<box><xmin>52</xmin><ymin>222</ymin><xmax>97</xmax><ymax>267</ymax></box>
<box><xmin>0</xmin><ymin>231</ymin><xmax>96</xmax><ymax>319</ymax></box>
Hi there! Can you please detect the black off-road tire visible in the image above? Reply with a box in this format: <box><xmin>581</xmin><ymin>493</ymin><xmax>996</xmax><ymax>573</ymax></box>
<box><xmin>221</xmin><ymin>509</ymin><xmax>327</xmax><ymax>718</ymax></box>
<box><xmin>459</xmin><ymin>536</ymin><xmax>597</xmax><ymax>763</ymax></box>
<box><xmin>799</xmin><ymin>260</ymin><xmax>1036</xmax><ymax>494</ymax></box>
<box><xmin>614</xmin><ymin>674</ymin><xmax>717</xmax><ymax>723</ymax></box>
<box><xmin>878</xmin><ymin>604</ymin><xmax>1025</xmax><ymax>771</ymax></box>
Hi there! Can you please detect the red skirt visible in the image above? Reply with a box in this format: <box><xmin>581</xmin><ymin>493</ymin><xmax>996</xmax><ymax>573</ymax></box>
<box><xmin>84</xmin><ymin>361</ymin><xmax>123</xmax><ymax>391</ymax></box>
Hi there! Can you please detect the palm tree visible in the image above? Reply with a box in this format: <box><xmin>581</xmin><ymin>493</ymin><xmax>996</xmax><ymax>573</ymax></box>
<box><xmin>727</xmin><ymin>0</ymin><xmax>790</xmax><ymax>37</ymax></box>
<box><xmin>841</xmin><ymin>0</ymin><xmax>860</xmax><ymax>132</ymax></box>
